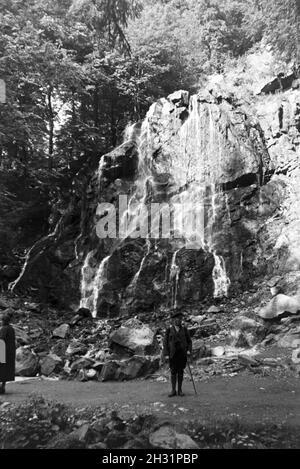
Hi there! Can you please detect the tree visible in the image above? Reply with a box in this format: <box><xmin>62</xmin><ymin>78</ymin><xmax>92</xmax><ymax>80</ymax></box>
<box><xmin>261</xmin><ymin>0</ymin><xmax>299</xmax><ymax>65</ymax></box>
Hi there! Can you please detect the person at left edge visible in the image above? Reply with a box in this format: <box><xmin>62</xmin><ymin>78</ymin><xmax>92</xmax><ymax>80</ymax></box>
<box><xmin>0</xmin><ymin>313</ymin><xmax>16</xmax><ymax>394</ymax></box>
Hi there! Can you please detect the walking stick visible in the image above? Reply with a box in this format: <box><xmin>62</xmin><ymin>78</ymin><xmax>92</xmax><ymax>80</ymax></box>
<box><xmin>187</xmin><ymin>357</ymin><xmax>197</xmax><ymax>395</ymax></box>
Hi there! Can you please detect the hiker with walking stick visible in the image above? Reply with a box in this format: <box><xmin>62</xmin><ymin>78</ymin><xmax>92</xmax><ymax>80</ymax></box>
<box><xmin>161</xmin><ymin>310</ymin><xmax>192</xmax><ymax>397</ymax></box>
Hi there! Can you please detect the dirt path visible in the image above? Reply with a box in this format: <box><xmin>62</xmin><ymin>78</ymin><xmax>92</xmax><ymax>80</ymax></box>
<box><xmin>2</xmin><ymin>373</ymin><xmax>300</xmax><ymax>427</ymax></box>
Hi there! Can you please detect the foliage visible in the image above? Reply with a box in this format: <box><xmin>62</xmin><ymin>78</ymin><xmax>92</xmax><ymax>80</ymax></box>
<box><xmin>0</xmin><ymin>0</ymin><xmax>297</xmax><ymax>273</ymax></box>
<box><xmin>261</xmin><ymin>0</ymin><xmax>299</xmax><ymax>65</ymax></box>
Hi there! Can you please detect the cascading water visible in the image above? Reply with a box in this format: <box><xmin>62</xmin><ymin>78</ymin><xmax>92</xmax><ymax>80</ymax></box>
<box><xmin>129</xmin><ymin>238</ymin><xmax>151</xmax><ymax>290</ymax></box>
<box><xmin>212</xmin><ymin>253</ymin><xmax>231</xmax><ymax>298</ymax></box>
<box><xmin>79</xmin><ymin>250</ymin><xmax>95</xmax><ymax>310</ymax></box>
<box><xmin>79</xmin><ymin>91</ymin><xmax>234</xmax><ymax>315</ymax></box>
<box><xmin>170</xmin><ymin>250</ymin><xmax>181</xmax><ymax>308</ymax></box>
<box><xmin>91</xmin><ymin>256</ymin><xmax>110</xmax><ymax>317</ymax></box>
<box><xmin>79</xmin><ymin>106</ymin><xmax>156</xmax><ymax>316</ymax></box>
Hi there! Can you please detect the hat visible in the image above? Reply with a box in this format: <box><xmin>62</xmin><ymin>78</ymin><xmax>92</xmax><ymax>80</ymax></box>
<box><xmin>170</xmin><ymin>310</ymin><xmax>184</xmax><ymax>319</ymax></box>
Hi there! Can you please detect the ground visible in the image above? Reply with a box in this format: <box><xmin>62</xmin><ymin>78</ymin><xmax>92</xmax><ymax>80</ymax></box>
<box><xmin>2</xmin><ymin>373</ymin><xmax>299</xmax><ymax>428</ymax></box>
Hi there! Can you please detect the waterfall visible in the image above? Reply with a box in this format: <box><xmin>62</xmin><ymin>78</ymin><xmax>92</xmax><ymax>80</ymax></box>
<box><xmin>79</xmin><ymin>91</ymin><xmax>234</xmax><ymax>313</ymax></box>
<box><xmin>212</xmin><ymin>253</ymin><xmax>230</xmax><ymax>298</ymax></box>
<box><xmin>92</xmin><ymin>255</ymin><xmax>110</xmax><ymax>318</ymax></box>
<box><xmin>79</xmin><ymin>250</ymin><xmax>95</xmax><ymax>311</ymax></box>
<box><xmin>130</xmin><ymin>239</ymin><xmax>151</xmax><ymax>289</ymax></box>
<box><xmin>79</xmin><ymin>108</ymin><xmax>154</xmax><ymax>314</ymax></box>
<box><xmin>170</xmin><ymin>250</ymin><xmax>181</xmax><ymax>308</ymax></box>
<box><xmin>178</xmin><ymin>95</ymin><xmax>204</xmax><ymax>185</ymax></box>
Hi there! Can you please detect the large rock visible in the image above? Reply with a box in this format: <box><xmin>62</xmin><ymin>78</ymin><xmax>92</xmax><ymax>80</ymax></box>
<box><xmin>192</xmin><ymin>339</ymin><xmax>211</xmax><ymax>359</ymax></box>
<box><xmin>149</xmin><ymin>425</ymin><xmax>199</xmax><ymax>449</ymax></box>
<box><xmin>66</xmin><ymin>340</ymin><xmax>88</xmax><ymax>357</ymax></box>
<box><xmin>70</xmin><ymin>357</ymin><xmax>94</xmax><ymax>372</ymax></box>
<box><xmin>99</xmin><ymin>361</ymin><xmax>120</xmax><ymax>381</ymax></box>
<box><xmin>258</xmin><ymin>294</ymin><xmax>300</xmax><ymax>319</ymax></box>
<box><xmin>109</xmin><ymin>319</ymin><xmax>159</xmax><ymax>355</ymax></box>
<box><xmin>53</xmin><ymin>324</ymin><xmax>70</xmax><ymax>338</ymax></box>
<box><xmin>40</xmin><ymin>354</ymin><xmax>62</xmax><ymax>376</ymax></box>
<box><xmin>117</xmin><ymin>356</ymin><xmax>159</xmax><ymax>381</ymax></box>
<box><xmin>207</xmin><ymin>305</ymin><xmax>224</xmax><ymax>314</ymax></box>
<box><xmin>14</xmin><ymin>326</ymin><xmax>30</xmax><ymax>345</ymax></box>
<box><xmin>16</xmin><ymin>347</ymin><xmax>39</xmax><ymax>377</ymax></box>
<box><xmin>229</xmin><ymin>315</ymin><xmax>267</xmax><ymax>347</ymax></box>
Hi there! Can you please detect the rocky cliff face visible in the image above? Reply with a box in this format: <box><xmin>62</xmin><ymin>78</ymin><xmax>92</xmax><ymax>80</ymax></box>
<box><xmin>75</xmin><ymin>81</ymin><xmax>300</xmax><ymax>318</ymax></box>
<box><xmin>11</xmin><ymin>77</ymin><xmax>300</xmax><ymax>317</ymax></box>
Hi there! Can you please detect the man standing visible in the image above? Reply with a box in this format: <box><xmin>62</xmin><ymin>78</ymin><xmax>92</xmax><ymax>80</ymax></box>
<box><xmin>162</xmin><ymin>310</ymin><xmax>192</xmax><ymax>397</ymax></box>
<box><xmin>0</xmin><ymin>313</ymin><xmax>16</xmax><ymax>394</ymax></box>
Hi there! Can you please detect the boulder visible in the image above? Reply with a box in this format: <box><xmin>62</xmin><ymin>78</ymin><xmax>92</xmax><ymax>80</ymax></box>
<box><xmin>53</xmin><ymin>324</ymin><xmax>70</xmax><ymax>339</ymax></box>
<box><xmin>238</xmin><ymin>354</ymin><xmax>259</xmax><ymax>367</ymax></box>
<box><xmin>109</xmin><ymin>319</ymin><xmax>159</xmax><ymax>355</ymax></box>
<box><xmin>149</xmin><ymin>425</ymin><xmax>176</xmax><ymax>449</ymax></box>
<box><xmin>75</xmin><ymin>424</ymin><xmax>92</xmax><ymax>443</ymax></box>
<box><xmin>14</xmin><ymin>326</ymin><xmax>30</xmax><ymax>345</ymax></box>
<box><xmin>77</xmin><ymin>369</ymin><xmax>89</xmax><ymax>382</ymax></box>
<box><xmin>230</xmin><ymin>316</ymin><xmax>267</xmax><ymax>345</ymax></box>
<box><xmin>70</xmin><ymin>308</ymin><xmax>92</xmax><ymax>326</ymax></box>
<box><xmin>192</xmin><ymin>339</ymin><xmax>211</xmax><ymax>359</ymax></box>
<box><xmin>175</xmin><ymin>433</ymin><xmax>200</xmax><ymax>449</ymax></box>
<box><xmin>211</xmin><ymin>346</ymin><xmax>225</xmax><ymax>357</ymax></box>
<box><xmin>207</xmin><ymin>305</ymin><xmax>223</xmax><ymax>314</ymax></box>
<box><xmin>40</xmin><ymin>354</ymin><xmax>62</xmax><ymax>376</ymax></box>
<box><xmin>230</xmin><ymin>330</ymin><xmax>251</xmax><ymax>348</ymax></box>
<box><xmin>51</xmin><ymin>340</ymin><xmax>68</xmax><ymax>357</ymax></box>
<box><xmin>85</xmin><ymin>369</ymin><xmax>97</xmax><ymax>380</ymax></box>
<box><xmin>149</xmin><ymin>425</ymin><xmax>199</xmax><ymax>449</ymax></box>
<box><xmin>117</xmin><ymin>356</ymin><xmax>159</xmax><ymax>381</ymax></box>
<box><xmin>258</xmin><ymin>294</ymin><xmax>300</xmax><ymax>319</ymax></box>
<box><xmin>99</xmin><ymin>361</ymin><xmax>120</xmax><ymax>381</ymax></box>
<box><xmin>70</xmin><ymin>357</ymin><xmax>94</xmax><ymax>372</ymax></box>
<box><xmin>66</xmin><ymin>340</ymin><xmax>88</xmax><ymax>357</ymax></box>
<box><xmin>267</xmin><ymin>276</ymin><xmax>282</xmax><ymax>288</ymax></box>
<box><xmin>16</xmin><ymin>347</ymin><xmax>39</xmax><ymax>377</ymax></box>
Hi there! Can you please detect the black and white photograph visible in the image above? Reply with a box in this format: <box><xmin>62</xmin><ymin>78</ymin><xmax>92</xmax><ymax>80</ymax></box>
<box><xmin>0</xmin><ymin>0</ymin><xmax>299</xmax><ymax>455</ymax></box>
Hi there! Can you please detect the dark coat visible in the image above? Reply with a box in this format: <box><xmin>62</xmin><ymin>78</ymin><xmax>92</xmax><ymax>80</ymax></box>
<box><xmin>0</xmin><ymin>325</ymin><xmax>16</xmax><ymax>382</ymax></box>
<box><xmin>163</xmin><ymin>325</ymin><xmax>192</xmax><ymax>359</ymax></box>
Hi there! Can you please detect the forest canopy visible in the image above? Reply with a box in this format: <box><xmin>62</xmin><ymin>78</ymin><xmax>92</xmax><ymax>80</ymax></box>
<box><xmin>0</xmin><ymin>0</ymin><xmax>299</xmax><ymax>266</ymax></box>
